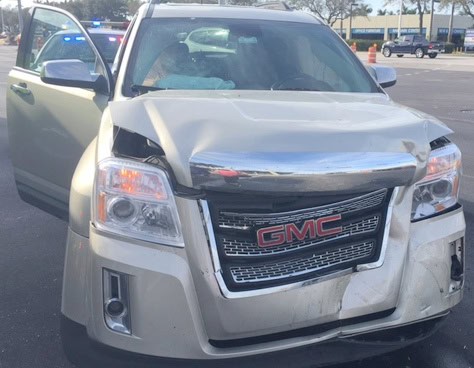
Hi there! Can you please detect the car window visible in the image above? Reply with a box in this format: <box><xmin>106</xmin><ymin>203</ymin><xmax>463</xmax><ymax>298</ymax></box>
<box><xmin>124</xmin><ymin>18</ymin><xmax>378</xmax><ymax>95</ymax></box>
<box><xmin>24</xmin><ymin>8</ymin><xmax>102</xmax><ymax>76</ymax></box>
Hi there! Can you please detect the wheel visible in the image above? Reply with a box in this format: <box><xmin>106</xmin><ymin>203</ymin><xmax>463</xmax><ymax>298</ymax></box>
<box><xmin>428</xmin><ymin>53</ymin><xmax>437</xmax><ymax>59</ymax></box>
<box><xmin>271</xmin><ymin>73</ymin><xmax>334</xmax><ymax>91</ymax></box>
<box><xmin>382</xmin><ymin>47</ymin><xmax>392</xmax><ymax>57</ymax></box>
<box><xmin>396</xmin><ymin>54</ymin><xmax>404</xmax><ymax>57</ymax></box>
<box><xmin>415</xmin><ymin>48</ymin><xmax>424</xmax><ymax>58</ymax></box>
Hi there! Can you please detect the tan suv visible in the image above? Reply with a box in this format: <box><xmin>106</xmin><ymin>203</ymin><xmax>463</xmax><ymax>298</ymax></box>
<box><xmin>7</xmin><ymin>2</ymin><xmax>465</xmax><ymax>367</ymax></box>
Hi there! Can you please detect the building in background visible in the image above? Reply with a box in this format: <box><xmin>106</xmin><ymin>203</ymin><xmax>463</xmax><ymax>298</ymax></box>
<box><xmin>333</xmin><ymin>14</ymin><xmax>474</xmax><ymax>45</ymax></box>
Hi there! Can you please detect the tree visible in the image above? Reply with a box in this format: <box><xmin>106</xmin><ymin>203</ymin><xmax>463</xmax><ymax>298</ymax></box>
<box><xmin>39</xmin><ymin>0</ymin><xmax>128</xmax><ymax>20</ymax></box>
<box><xmin>291</xmin><ymin>0</ymin><xmax>371</xmax><ymax>26</ymax></box>
<box><xmin>127</xmin><ymin>0</ymin><xmax>146</xmax><ymax>15</ymax></box>
<box><xmin>83</xmin><ymin>0</ymin><xmax>128</xmax><ymax>21</ymax></box>
<box><xmin>0</xmin><ymin>6</ymin><xmax>29</xmax><ymax>34</ymax></box>
<box><xmin>401</xmin><ymin>4</ymin><xmax>418</xmax><ymax>14</ymax></box>
<box><xmin>412</xmin><ymin>0</ymin><xmax>429</xmax><ymax>31</ymax></box>
<box><xmin>353</xmin><ymin>3</ymin><xmax>372</xmax><ymax>15</ymax></box>
<box><xmin>461</xmin><ymin>0</ymin><xmax>474</xmax><ymax>18</ymax></box>
<box><xmin>52</xmin><ymin>0</ymin><xmax>85</xmax><ymax>20</ymax></box>
<box><xmin>440</xmin><ymin>0</ymin><xmax>474</xmax><ymax>19</ymax></box>
<box><xmin>385</xmin><ymin>0</ymin><xmax>430</xmax><ymax>34</ymax></box>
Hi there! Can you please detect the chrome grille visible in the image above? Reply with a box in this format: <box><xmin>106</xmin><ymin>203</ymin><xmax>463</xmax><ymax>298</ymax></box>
<box><xmin>230</xmin><ymin>241</ymin><xmax>375</xmax><ymax>284</ymax></box>
<box><xmin>206</xmin><ymin>188</ymin><xmax>391</xmax><ymax>292</ymax></box>
<box><xmin>222</xmin><ymin>216</ymin><xmax>379</xmax><ymax>257</ymax></box>
<box><xmin>219</xmin><ymin>189</ymin><xmax>386</xmax><ymax>230</ymax></box>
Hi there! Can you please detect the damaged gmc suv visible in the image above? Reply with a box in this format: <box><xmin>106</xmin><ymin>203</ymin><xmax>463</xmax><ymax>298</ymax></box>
<box><xmin>7</xmin><ymin>2</ymin><xmax>465</xmax><ymax>367</ymax></box>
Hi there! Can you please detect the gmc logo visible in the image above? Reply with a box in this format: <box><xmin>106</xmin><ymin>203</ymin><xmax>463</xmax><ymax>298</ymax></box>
<box><xmin>256</xmin><ymin>215</ymin><xmax>342</xmax><ymax>248</ymax></box>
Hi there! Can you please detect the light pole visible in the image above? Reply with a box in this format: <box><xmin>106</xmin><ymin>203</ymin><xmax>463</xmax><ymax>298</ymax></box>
<box><xmin>428</xmin><ymin>0</ymin><xmax>435</xmax><ymax>41</ymax></box>
<box><xmin>339</xmin><ymin>4</ymin><xmax>343</xmax><ymax>38</ymax></box>
<box><xmin>1</xmin><ymin>6</ymin><xmax>5</xmax><ymax>33</ymax></box>
<box><xmin>428</xmin><ymin>0</ymin><xmax>441</xmax><ymax>41</ymax></box>
<box><xmin>397</xmin><ymin>0</ymin><xmax>403</xmax><ymax>38</ymax></box>
<box><xmin>17</xmin><ymin>0</ymin><xmax>23</xmax><ymax>33</ymax></box>
<box><xmin>348</xmin><ymin>2</ymin><xmax>359</xmax><ymax>40</ymax></box>
<box><xmin>447</xmin><ymin>1</ymin><xmax>455</xmax><ymax>43</ymax></box>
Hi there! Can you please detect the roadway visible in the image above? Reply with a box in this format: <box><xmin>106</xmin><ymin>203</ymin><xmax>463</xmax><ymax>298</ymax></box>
<box><xmin>0</xmin><ymin>46</ymin><xmax>473</xmax><ymax>367</ymax></box>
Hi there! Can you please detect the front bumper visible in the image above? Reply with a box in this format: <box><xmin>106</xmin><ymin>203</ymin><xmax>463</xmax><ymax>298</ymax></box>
<box><xmin>61</xmin><ymin>202</ymin><xmax>465</xmax><ymax>364</ymax></box>
<box><xmin>61</xmin><ymin>313</ymin><xmax>447</xmax><ymax>368</ymax></box>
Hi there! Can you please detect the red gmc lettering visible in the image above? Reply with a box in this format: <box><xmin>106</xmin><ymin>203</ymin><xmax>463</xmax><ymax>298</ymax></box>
<box><xmin>285</xmin><ymin>221</ymin><xmax>316</xmax><ymax>242</ymax></box>
<box><xmin>316</xmin><ymin>215</ymin><xmax>342</xmax><ymax>236</ymax></box>
<box><xmin>257</xmin><ymin>214</ymin><xmax>342</xmax><ymax>248</ymax></box>
<box><xmin>257</xmin><ymin>225</ymin><xmax>285</xmax><ymax>247</ymax></box>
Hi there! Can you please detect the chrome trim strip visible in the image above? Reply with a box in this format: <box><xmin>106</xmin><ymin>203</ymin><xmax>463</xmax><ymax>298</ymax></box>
<box><xmin>219</xmin><ymin>189</ymin><xmax>387</xmax><ymax>221</ymax></box>
<box><xmin>357</xmin><ymin>187</ymin><xmax>399</xmax><ymax>271</ymax></box>
<box><xmin>201</xmin><ymin>201</ymin><xmax>222</xmax><ymax>274</ymax></box>
<box><xmin>191</xmin><ymin>152</ymin><xmax>416</xmax><ymax>193</ymax></box>
<box><xmin>200</xmin><ymin>188</ymin><xmax>397</xmax><ymax>299</ymax></box>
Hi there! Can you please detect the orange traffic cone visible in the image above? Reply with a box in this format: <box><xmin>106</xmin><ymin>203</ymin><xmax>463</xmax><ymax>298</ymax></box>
<box><xmin>350</xmin><ymin>42</ymin><xmax>357</xmax><ymax>53</ymax></box>
<box><xmin>368</xmin><ymin>44</ymin><xmax>377</xmax><ymax>63</ymax></box>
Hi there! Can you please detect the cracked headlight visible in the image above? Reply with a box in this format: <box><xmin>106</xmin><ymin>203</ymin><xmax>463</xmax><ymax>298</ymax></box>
<box><xmin>93</xmin><ymin>158</ymin><xmax>184</xmax><ymax>247</ymax></box>
<box><xmin>411</xmin><ymin>143</ymin><xmax>461</xmax><ymax>221</ymax></box>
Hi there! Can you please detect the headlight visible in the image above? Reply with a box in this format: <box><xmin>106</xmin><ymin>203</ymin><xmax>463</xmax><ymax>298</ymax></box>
<box><xmin>411</xmin><ymin>143</ymin><xmax>461</xmax><ymax>221</ymax></box>
<box><xmin>93</xmin><ymin>158</ymin><xmax>184</xmax><ymax>247</ymax></box>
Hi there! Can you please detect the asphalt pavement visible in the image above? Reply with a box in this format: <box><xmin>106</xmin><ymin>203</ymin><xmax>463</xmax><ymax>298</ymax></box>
<box><xmin>0</xmin><ymin>46</ymin><xmax>473</xmax><ymax>368</ymax></box>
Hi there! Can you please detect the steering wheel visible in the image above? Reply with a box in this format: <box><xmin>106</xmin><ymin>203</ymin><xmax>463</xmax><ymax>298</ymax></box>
<box><xmin>271</xmin><ymin>73</ymin><xmax>334</xmax><ymax>91</ymax></box>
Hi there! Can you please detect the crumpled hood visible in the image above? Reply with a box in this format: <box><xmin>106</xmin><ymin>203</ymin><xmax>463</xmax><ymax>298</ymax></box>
<box><xmin>109</xmin><ymin>90</ymin><xmax>451</xmax><ymax>191</ymax></box>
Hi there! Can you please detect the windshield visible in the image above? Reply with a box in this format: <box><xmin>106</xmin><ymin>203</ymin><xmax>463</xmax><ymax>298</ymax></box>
<box><xmin>90</xmin><ymin>33</ymin><xmax>123</xmax><ymax>64</ymax></box>
<box><xmin>124</xmin><ymin>18</ymin><xmax>379</xmax><ymax>95</ymax></box>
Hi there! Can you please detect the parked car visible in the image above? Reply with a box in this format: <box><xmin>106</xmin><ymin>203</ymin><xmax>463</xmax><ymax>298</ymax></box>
<box><xmin>184</xmin><ymin>27</ymin><xmax>236</xmax><ymax>53</ymax></box>
<box><xmin>88</xmin><ymin>28</ymin><xmax>125</xmax><ymax>65</ymax></box>
<box><xmin>382</xmin><ymin>35</ymin><xmax>441</xmax><ymax>58</ymax></box>
<box><xmin>7</xmin><ymin>3</ymin><xmax>465</xmax><ymax>368</ymax></box>
<box><xmin>30</xmin><ymin>28</ymin><xmax>124</xmax><ymax>71</ymax></box>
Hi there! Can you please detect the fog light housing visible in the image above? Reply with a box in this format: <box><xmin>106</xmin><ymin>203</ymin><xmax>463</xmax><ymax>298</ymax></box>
<box><xmin>105</xmin><ymin>298</ymin><xmax>126</xmax><ymax>317</ymax></box>
<box><xmin>103</xmin><ymin>269</ymin><xmax>131</xmax><ymax>334</ymax></box>
<box><xmin>449</xmin><ymin>237</ymin><xmax>464</xmax><ymax>293</ymax></box>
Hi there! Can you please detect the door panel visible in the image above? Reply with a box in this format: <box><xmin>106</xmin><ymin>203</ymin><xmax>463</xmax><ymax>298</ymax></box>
<box><xmin>7</xmin><ymin>6</ymin><xmax>110</xmax><ymax>219</ymax></box>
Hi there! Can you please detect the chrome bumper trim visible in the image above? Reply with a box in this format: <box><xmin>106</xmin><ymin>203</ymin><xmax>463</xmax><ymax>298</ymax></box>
<box><xmin>191</xmin><ymin>152</ymin><xmax>416</xmax><ymax>193</ymax></box>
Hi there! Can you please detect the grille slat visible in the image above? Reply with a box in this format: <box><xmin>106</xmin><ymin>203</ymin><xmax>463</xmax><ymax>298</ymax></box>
<box><xmin>218</xmin><ymin>190</ymin><xmax>386</xmax><ymax>229</ymax></box>
<box><xmin>230</xmin><ymin>241</ymin><xmax>374</xmax><ymax>284</ymax></box>
<box><xmin>207</xmin><ymin>189</ymin><xmax>391</xmax><ymax>292</ymax></box>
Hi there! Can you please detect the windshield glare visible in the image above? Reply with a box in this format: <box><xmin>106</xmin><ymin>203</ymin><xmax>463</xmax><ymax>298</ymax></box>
<box><xmin>124</xmin><ymin>18</ymin><xmax>378</xmax><ymax>95</ymax></box>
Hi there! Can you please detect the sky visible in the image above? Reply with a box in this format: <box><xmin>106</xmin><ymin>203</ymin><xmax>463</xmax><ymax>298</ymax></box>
<box><xmin>2</xmin><ymin>0</ymin><xmax>390</xmax><ymax>12</ymax></box>
<box><xmin>0</xmin><ymin>0</ymin><xmax>453</xmax><ymax>16</ymax></box>
<box><xmin>1</xmin><ymin>0</ymin><xmax>36</xmax><ymax>9</ymax></box>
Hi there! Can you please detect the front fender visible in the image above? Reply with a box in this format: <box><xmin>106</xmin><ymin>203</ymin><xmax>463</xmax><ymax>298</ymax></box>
<box><xmin>69</xmin><ymin>138</ymin><xmax>97</xmax><ymax>238</ymax></box>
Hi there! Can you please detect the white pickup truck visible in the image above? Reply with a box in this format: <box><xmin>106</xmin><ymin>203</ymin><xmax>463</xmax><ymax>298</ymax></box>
<box><xmin>7</xmin><ymin>2</ymin><xmax>464</xmax><ymax>367</ymax></box>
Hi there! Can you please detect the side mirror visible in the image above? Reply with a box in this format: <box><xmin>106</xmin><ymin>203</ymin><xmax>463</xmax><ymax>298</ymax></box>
<box><xmin>40</xmin><ymin>59</ymin><xmax>108</xmax><ymax>94</ymax></box>
<box><xmin>367</xmin><ymin>64</ymin><xmax>397</xmax><ymax>88</ymax></box>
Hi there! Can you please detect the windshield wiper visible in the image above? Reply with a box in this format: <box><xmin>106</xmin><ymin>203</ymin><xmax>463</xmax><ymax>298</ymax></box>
<box><xmin>272</xmin><ymin>88</ymin><xmax>321</xmax><ymax>91</ymax></box>
<box><xmin>131</xmin><ymin>84</ymin><xmax>165</xmax><ymax>96</ymax></box>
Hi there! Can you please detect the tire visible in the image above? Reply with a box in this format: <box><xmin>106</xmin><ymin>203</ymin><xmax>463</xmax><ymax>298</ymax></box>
<box><xmin>383</xmin><ymin>47</ymin><xmax>392</xmax><ymax>57</ymax></box>
<box><xmin>396</xmin><ymin>54</ymin><xmax>404</xmax><ymax>57</ymax></box>
<box><xmin>428</xmin><ymin>53</ymin><xmax>437</xmax><ymax>59</ymax></box>
<box><xmin>415</xmin><ymin>48</ymin><xmax>424</xmax><ymax>58</ymax></box>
